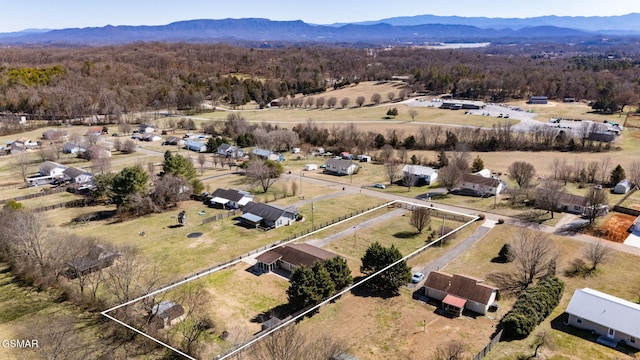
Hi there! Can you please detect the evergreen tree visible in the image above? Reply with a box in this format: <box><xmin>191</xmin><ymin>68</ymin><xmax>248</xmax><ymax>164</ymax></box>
<box><xmin>111</xmin><ymin>165</ymin><xmax>149</xmax><ymax>205</ymax></box>
<box><xmin>360</xmin><ymin>242</ymin><xmax>411</xmax><ymax>295</ymax></box>
<box><xmin>437</xmin><ymin>150</ymin><xmax>449</xmax><ymax>168</ymax></box>
<box><xmin>609</xmin><ymin>164</ymin><xmax>626</xmax><ymax>185</ymax></box>
<box><xmin>287</xmin><ymin>266</ymin><xmax>321</xmax><ymax>311</ymax></box>
<box><xmin>471</xmin><ymin>155</ymin><xmax>485</xmax><ymax>173</ymax></box>
<box><xmin>322</xmin><ymin>257</ymin><xmax>353</xmax><ymax>290</ymax></box>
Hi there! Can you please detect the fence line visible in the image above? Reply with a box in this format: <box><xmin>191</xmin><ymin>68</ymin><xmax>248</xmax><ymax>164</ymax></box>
<box><xmin>201</xmin><ymin>209</ymin><xmax>240</xmax><ymax>224</ymax></box>
<box><xmin>32</xmin><ymin>198</ymin><xmax>88</xmax><ymax>213</ymax></box>
<box><xmin>473</xmin><ymin>329</ymin><xmax>503</xmax><ymax>360</ymax></box>
<box><xmin>0</xmin><ymin>186</ymin><xmax>67</xmax><ymax>205</ymax></box>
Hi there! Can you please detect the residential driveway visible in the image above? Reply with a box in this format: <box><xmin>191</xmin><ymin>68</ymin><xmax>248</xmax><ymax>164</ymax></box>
<box><xmin>409</xmin><ymin>220</ymin><xmax>497</xmax><ymax>289</ymax></box>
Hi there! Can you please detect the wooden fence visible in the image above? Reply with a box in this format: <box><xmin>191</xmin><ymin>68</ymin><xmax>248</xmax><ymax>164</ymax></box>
<box><xmin>32</xmin><ymin>198</ymin><xmax>88</xmax><ymax>213</ymax></box>
<box><xmin>612</xmin><ymin>188</ymin><xmax>640</xmax><ymax>217</ymax></box>
<box><xmin>472</xmin><ymin>329</ymin><xmax>503</xmax><ymax>360</ymax></box>
<box><xmin>0</xmin><ymin>186</ymin><xmax>68</xmax><ymax>205</ymax></box>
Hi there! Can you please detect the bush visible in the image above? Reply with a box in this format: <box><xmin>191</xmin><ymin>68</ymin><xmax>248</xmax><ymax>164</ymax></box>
<box><xmin>497</xmin><ymin>218</ymin><xmax>505</xmax><ymax>224</ymax></box>
<box><xmin>477</xmin><ymin>213</ymin><xmax>486</xmax><ymax>221</ymax></box>
<box><xmin>500</xmin><ymin>276</ymin><xmax>564</xmax><ymax>340</ymax></box>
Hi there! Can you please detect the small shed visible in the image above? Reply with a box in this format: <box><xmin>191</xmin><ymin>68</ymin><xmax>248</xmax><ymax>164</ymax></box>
<box><xmin>528</xmin><ymin>96</ymin><xmax>548</xmax><ymax>104</ymax></box>
<box><xmin>305</xmin><ymin>164</ymin><xmax>318</xmax><ymax>171</ymax></box>
<box><xmin>614</xmin><ymin>180</ymin><xmax>632</xmax><ymax>194</ymax></box>
<box><xmin>149</xmin><ymin>301</ymin><xmax>185</xmax><ymax>329</ymax></box>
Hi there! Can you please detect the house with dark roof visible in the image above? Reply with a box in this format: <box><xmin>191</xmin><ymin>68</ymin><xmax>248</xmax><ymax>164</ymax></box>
<box><xmin>557</xmin><ymin>193</ymin><xmax>609</xmax><ymax>217</ymax></box>
<box><xmin>423</xmin><ymin>271</ymin><xmax>499</xmax><ymax>316</ymax></box>
<box><xmin>63</xmin><ymin>167</ymin><xmax>94</xmax><ymax>184</ymax></box>
<box><xmin>217</xmin><ymin>143</ymin><xmax>244</xmax><ymax>158</ymax></box>
<box><xmin>62</xmin><ymin>142</ymin><xmax>84</xmax><ymax>154</ymax></box>
<box><xmin>149</xmin><ymin>301</ymin><xmax>185</xmax><ymax>330</ymax></box>
<box><xmin>565</xmin><ymin>288</ymin><xmax>640</xmax><ymax>349</ymax></box>
<box><xmin>66</xmin><ymin>245</ymin><xmax>119</xmax><ymax>278</ymax></box>
<box><xmin>163</xmin><ymin>136</ymin><xmax>184</xmax><ymax>146</ymax></box>
<box><xmin>209</xmin><ymin>188</ymin><xmax>253</xmax><ymax>209</ymax></box>
<box><xmin>139</xmin><ymin>133</ymin><xmax>162</xmax><ymax>142</ymax></box>
<box><xmin>460</xmin><ymin>173</ymin><xmax>505</xmax><ymax>196</ymax></box>
<box><xmin>255</xmin><ymin>243</ymin><xmax>339</xmax><ymax>273</ymax></box>
<box><xmin>138</xmin><ymin>124</ymin><xmax>155</xmax><ymax>133</ymax></box>
<box><xmin>325</xmin><ymin>158</ymin><xmax>358</xmax><ymax>176</ymax></box>
<box><xmin>240</xmin><ymin>201</ymin><xmax>298</xmax><ymax>229</ymax></box>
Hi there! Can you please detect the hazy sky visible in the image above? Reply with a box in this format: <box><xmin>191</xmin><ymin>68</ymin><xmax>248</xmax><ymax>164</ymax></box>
<box><xmin>2</xmin><ymin>0</ymin><xmax>640</xmax><ymax>32</ymax></box>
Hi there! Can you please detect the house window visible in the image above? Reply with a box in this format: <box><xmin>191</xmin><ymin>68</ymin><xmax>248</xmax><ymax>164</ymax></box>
<box><xmin>574</xmin><ymin>206</ymin><xmax>581</xmax><ymax>211</ymax></box>
<box><xmin>576</xmin><ymin>318</ymin><xmax>582</xmax><ymax>324</ymax></box>
<box><xmin>630</xmin><ymin>337</ymin><xmax>636</xmax><ymax>344</ymax></box>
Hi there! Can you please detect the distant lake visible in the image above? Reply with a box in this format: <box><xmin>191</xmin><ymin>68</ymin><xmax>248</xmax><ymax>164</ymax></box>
<box><xmin>423</xmin><ymin>42</ymin><xmax>491</xmax><ymax>49</ymax></box>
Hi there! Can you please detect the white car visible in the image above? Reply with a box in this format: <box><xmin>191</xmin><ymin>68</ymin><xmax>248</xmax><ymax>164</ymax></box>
<box><xmin>412</xmin><ymin>272</ymin><xmax>425</xmax><ymax>283</ymax></box>
<box><xmin>374</xmin><ymin>183</ymin><xmax>386</xmax><ymax>189</ymax></box>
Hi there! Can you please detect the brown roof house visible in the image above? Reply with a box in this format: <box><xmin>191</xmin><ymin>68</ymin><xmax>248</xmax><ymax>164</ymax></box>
<box><xmin>66</xmin><ymin>245</ymin><xmax>119</xmax><ymax>278</ymax></box>
<box><xmin>423</xmin><ymin>271</ymin><xmax>499</xmax><ymax>316</ymax></box>
<box><xmin>255</xmin><ymin>243</ymin><xmax>339</xmax><ymax>274</ymax></box>
<box><xmin>149</xmin><ymin>301</ymin><xmax>185</xmax><ymax>330</ymax></box>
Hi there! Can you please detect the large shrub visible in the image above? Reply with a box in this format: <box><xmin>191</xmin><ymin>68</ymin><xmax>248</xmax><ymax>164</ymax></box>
<box><xmin>500</xmin><ymin>276</ymin><xmax>564</xmax><ymax>340</ymax></box>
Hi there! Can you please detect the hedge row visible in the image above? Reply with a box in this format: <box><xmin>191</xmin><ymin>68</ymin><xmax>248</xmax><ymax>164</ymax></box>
<box><xmin>500</xmin><ymin>276</ymin><xmax>565</xmax><ymax>340</ymax></box>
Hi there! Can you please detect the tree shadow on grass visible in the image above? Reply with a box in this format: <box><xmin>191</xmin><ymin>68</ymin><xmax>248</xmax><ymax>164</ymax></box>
<box><xmin>393</xmin><ymin>231</ymin><xmax>419</xmax><ymax>239</ymax></box>
<box><xmin>349</xmin><ymin>276</ymin><xmax>400</xmax><ymax>299</ymax></box>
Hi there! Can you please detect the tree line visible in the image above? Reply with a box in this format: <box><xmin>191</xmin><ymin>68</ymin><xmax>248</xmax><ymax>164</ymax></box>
<box><xmin>1</xmin><ymin>43</ymin><xmax>640</xmax><ymax>124</ymax></box>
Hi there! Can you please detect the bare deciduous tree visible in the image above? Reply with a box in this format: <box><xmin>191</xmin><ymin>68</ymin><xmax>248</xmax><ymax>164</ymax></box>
<box><xmin>535</xmin><ymin>178</ymin><xmax>565</xmax><ymax>218</ymax></box>
<box><xmin>384</xmin><ymin>161</ymin><xmax>402</xmax><ymax>185</ymax></box>
<box><xmin>437</xmin><ymin>165</ymin><xmax>462</xmax><ymax>192</ymax></box>
<box><xmin>512</xmin><ymin>228</ymin><xmax>556</xmax><ymax>290</ymax></box>
<box><xmin>628</xmin><ymin>160</ymin><xmax>640</xmax><ymax>188</ymax></box>
<box><xmin>432</xmin><ymin>341</ymin><xmax>467</xmax><ymax>360</ymax></box>
<box><xmin>340</xmin><ymin>97</ymin><xmax>350</xmax><ymax>108</ymax></box>
<box><xmin>410</xmin><ymin>207</ymin><xmax>431</xmax><ymax>233</ymax></box>
<box><xmin>508</xmin><ymin>161</ymin><xmax>536</xmax><ymax>189</ymax></box>
<box><xmin>585</xmin><ymin>186</ymin><xmax>608</xmax><ymax>224</ymax></box>
<box><xmin>355</xmin><ymin>96</ymin><xmax>365</xmax><ymax>107</ymax></box>
<box><xmin>12</xmin><ymin>151</ymin><xmax>31</xmax><ymax>184</ymax></box>
<box><xmin>197</xmin><ymin>153</ymin><xmax>206</xmax><ymax>175</ymax></box>
<box><xmin>584</xmin><ymin>240</ymin><xmax>610</xmax><ymax>271</ymax></box>
<box><xmin>402</xmin><ymin>165</ymin><xmax>418</xmax><ymax>191</ymax></box>
<box><xmin>371</xmin><ymin>93</ymin><xmax>381</xmax><ymax>105</ymax></box>
<box><xmin>249</xmin><ymin>323</ymin><xmax>347</xmax><ymax>360</ymax></box>
<box><xmin>246</xmin><ymin>159</ymin><xmax>283</xmax><ymax>193</ymax></box>
<box><xmin>408</xmin><ymin>109</ymin><xmax>418</xmax><ymax>121</ymax></box>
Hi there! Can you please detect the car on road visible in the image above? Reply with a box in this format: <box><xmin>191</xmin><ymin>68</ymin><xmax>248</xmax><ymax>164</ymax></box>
<box><xmin>374</xmin><ymin>183</ymin><xmax>386</xmax><ymax>189</ymax></box>
<box><xmin>411</xmin><ymin>272</ymin><xmax>425</xmax><ymax>283</ymax></box>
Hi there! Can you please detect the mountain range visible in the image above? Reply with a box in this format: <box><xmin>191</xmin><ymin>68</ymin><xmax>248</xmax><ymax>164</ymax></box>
<box><xmin>2</xmin><ymin>14</ymin><xmax>640</xmax><ymax>46</ymax></box>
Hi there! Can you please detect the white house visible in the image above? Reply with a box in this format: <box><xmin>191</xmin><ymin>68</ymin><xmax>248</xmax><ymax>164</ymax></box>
<box><xmin>63</xmin><ymin>167</ymin><xmax>94</xmax><ymax>184</ymax></box>
<box><xmin>460</xmin><ymin>173</ymin><xmax>505</xmax><ymax>196</ymax></box>
<box><xmin>139</xmin><ymin>133</ymin><xmax>163</xmax><ymax>142</ymax></box>
<box><xmin>62</xmin><ymin>142</ymin><xmax>83</xmax><ymax>154</ymax></box>
<box><xmin>565</xmin><ymin>288</ymin><xmax>640</xmax><ymax>349</ymax></box>
<box><xmin>39</xmin><ymin>161</ymin><xmax>67</xmax><ymax>177</ymax></box>
<box><xmin>138</xmin><ymin>124</ymin><xmax>155</xmax><ymax>133</ymax></box>
<box><xmin>324</xmin><ymin>158</ymin><xmax>358</xmax><ymax>176</ymax></box>
<box><xmin>401</xmin><ymin>165</ymin><xmax>438</xmax><ymax>185</ymax></box>
<box><xmin>613</xmin><ymin>179</ymin><xmax>632</xmax><ymax>194</ymax></box>
<box><xmin>423</xmin><ymin>271</ymin><xmax>499</xmax><ymax>316</ymax></box>
<box><xmin>304</xmin><ymin>164</ymin><xmax>318</xmax><ymax>171</ymax></box>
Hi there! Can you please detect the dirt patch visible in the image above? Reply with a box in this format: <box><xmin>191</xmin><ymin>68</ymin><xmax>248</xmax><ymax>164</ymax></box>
<box><xmin>592</xmin><ymin>213</ymin><xmax>635</xmax><ymax>243</ymax></box>
<box><xmin>188</xmin><ymin>235</ymin><xmax>214</xmax><ymax>248</ymax></box>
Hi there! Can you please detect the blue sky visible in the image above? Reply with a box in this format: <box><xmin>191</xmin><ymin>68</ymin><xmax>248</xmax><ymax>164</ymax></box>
<box><xmin>1</xmin><ymin>0</ymin><xmax>640</xmax><ymax>32</ymax></box>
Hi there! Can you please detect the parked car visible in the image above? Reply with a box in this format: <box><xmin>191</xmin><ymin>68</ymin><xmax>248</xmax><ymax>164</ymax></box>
<box><xmin>412</xmin><ymin>272</ymin><xmax>425</xmax><ymax>283</ymax></box>
<box><xmin>374</xmin><ymin>183</ymin><xmax>386</xmax><ymax>189</ymax></box>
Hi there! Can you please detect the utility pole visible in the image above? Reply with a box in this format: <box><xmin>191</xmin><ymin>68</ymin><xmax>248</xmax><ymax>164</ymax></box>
<box><xmin>311</xmin><ymin>202</ymin><xmax>315</xmax><ymax>229</ymax></box>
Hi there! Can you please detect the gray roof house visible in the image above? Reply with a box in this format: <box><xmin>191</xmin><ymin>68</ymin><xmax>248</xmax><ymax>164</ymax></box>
<box><xmin>149</xmin><ymin>301</ymin><xmax>185</xmax><ymax>330</ymax></box>
<box><xmin>184</xmin><ymin>139</ymin><xmax>206</xmax><ymax>152</ymax></box>
<box><xmin>209</xmin><ymin>188</ymin><xmax>253</xmax><ymax>209</ymax></box>
<box><xmin>325</xmin><ymin>158</ymin><xmax>358</xmax><ymax>176</ymax></box>
<box><xmin>63</xmin><ymin>167</ymin><xmax>94</xmax><ymax>184</ymax></box>
<box><xmin>252</xmin><ymin>148</ymin><xmax>282</xmax><ymax>161</ymax></box>
<box><xmin>423</xmin><ymin>271</ymin><xmax>499</xmax><ymax>316</ymax></box>
<box><xmin>402</xmin><ymin>164</ymin><xmax>438</xmax><ymax>185</ymax></box>
<box><xmin>240</xmin><ymin>201</ymin><xmax>298</xmax><ymax>229</ymax></box>
<box><xmin>62</xmin><ymin>142</ymin><xmax>84</xmax><ymax>154</ymax></box>
<box><xmin>39</xmin><ymin>161</ymin><xmax>67</xmax><ymax>177</ymax></box>
<box><xmin>565</xmin><ymin>288</ymin><xmax>640</xmax><ymax>349</ymax></box>
<box><xmin>217</xmin><ymin>143</ymin><xmax>244</xmax><ymax>158</ymax></box>
<box><xmin>255</xmin><ymin>243</ymin><xmax>339</xmax><ymax>273</ymax></box>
